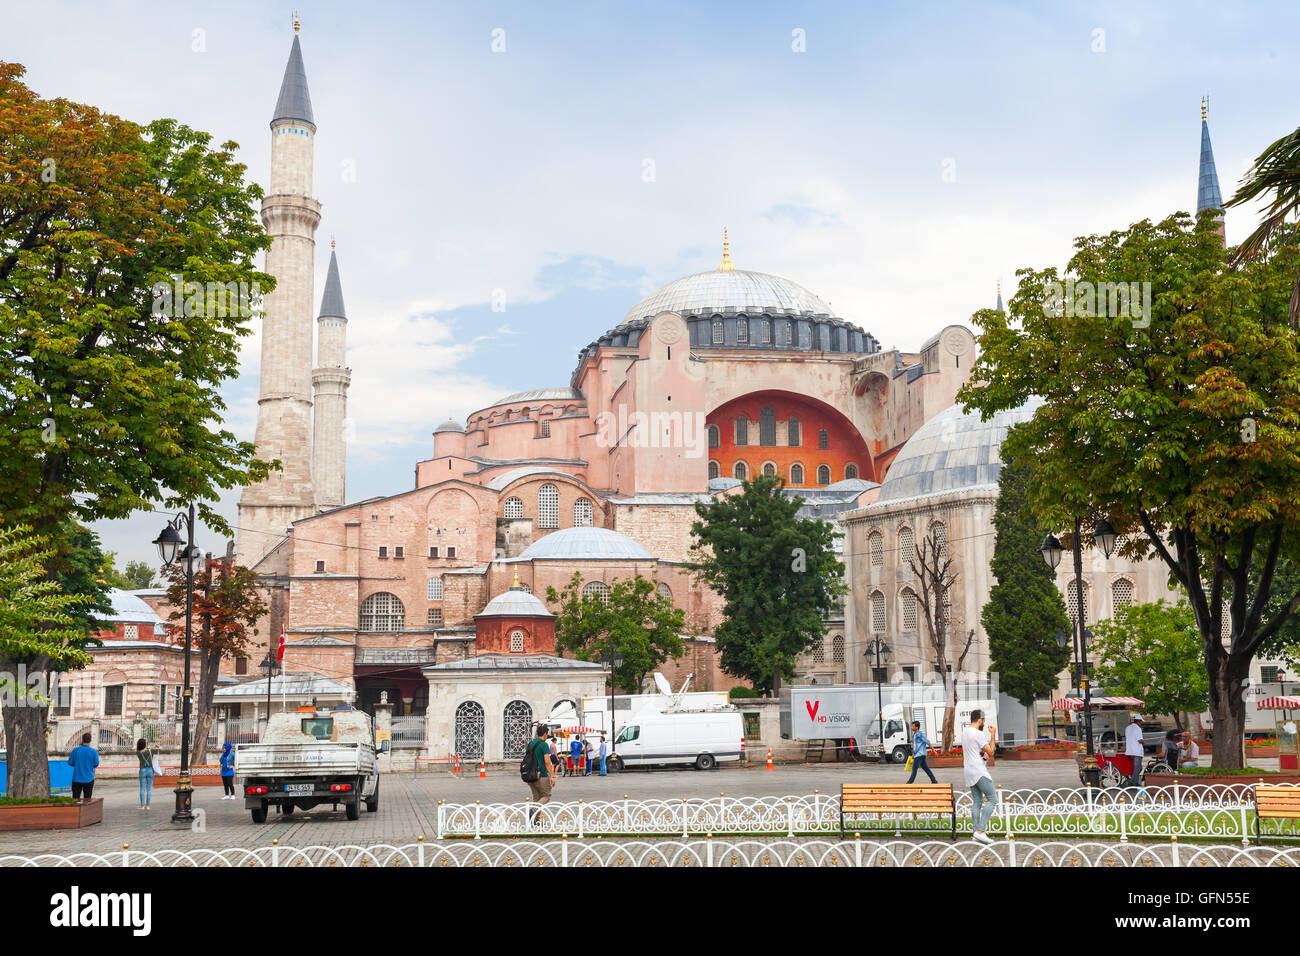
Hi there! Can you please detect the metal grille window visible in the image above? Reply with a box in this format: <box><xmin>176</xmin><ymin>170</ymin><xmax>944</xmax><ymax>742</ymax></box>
<box><xmin>818</xmin><ymin>429</ymin><xmax>829</xmax><ymax>450</ymax></box>
<box><xmin>104</xmin><ymin>685</ymin><xmax>123</xmax><ymax>716</ymax></box>
<box><xmin>734</xmin><ymin>461</ymin><xmax>748</xmax><ymax>480</ymax></box>
<box><xmin>790</xmin><ymin>463</ymin><xmax>804</xmax><ymax>484</ymax></box>
<box><xmin>1221</xmin><ymin>602</ymin><xmax>1232</xmax><ymax>641</ymax></box>
<box><xmin>540</xmin><ymin>420</ymin><xmax>551</xmax><ymax>437</ymax></box>
<box><xmin>870</xmin><ymin>590</ymin><xmax>886</xmax><ymax>632</ymax></box>
<box><xmin>737</xmin><ymin>319</ymin><xmax>748</xmax><ymax>344</ymax></box>
<box><xmin>760</xmin><ymin>318</ymin><xmax>771</xmax><ymax>344</ymax></box>
<box><xmin>504</xmin><ymin>497</ymin><xmax>524</xmax><ymax>519</ymax></box>
<box><xmin>902</xmin><ymin>588</ymin><xmax>918</xmax><ymax>631</ymax></box>
<box><xmin>898</xmin><ymin>527</ymin><xmax>915</xmax><ymax>562</ymax></box>
<box><xmin>707</xmin><ymin>425</ymin><xmax>719</xmax><ymax>449</ymax></box>
<box><xmin>931</xmin><ymin>521</ymin><xmax>947</xmax><ymax>559</ymax></box>
<box><xmin>509</xmin><ymin>630</ymin><xmax>525</xmax><ymax>652</ymax></box>
<box><xmin>817</xmin><ymin>464</ymin><xmax>831</xmax><ymax>486</ymax></box>
<box><xmin>762</xmin><ymin>462</ymin><xmax>776</xmax><ymax>477</ymax></box>
<box><xmin>712</xmin><ymin>318</ymin><xmax>723</xmax><ymax>345</ymax></box>
<box><xmin>788</xmin><ymin>418</ymin><xmax>800</xmax><ymax>446</ymax></box>
<box><xmin>360</xmin><ymin>592</ymin><xmax>405</xmax><ymax>632</ymax></box>
<box><xmin>832</xmin><ymin>634</ymin><xmax>845</xmax><ymax>664</ymax></box>
<box><xmin>1112</xmin><ymin>578</ymin><xmax>1133</xmax><ymax>620</ymax></box>
<box><xmin>573</xmin><ymin>497</ymin><xmax>593</xmax><ymax>527</ymax></box>
<box><xmin>869</xmin><ymin>531</ymin><xmax>884</xmax><ymax>566</ymax></box>
<box><xmin>427</xmin><ymin>576</ymin><xmax>444</xmax><ymax>600</ymax></box>
<box><xmin>759</xmin><ymin>406</ymin><xmax>776</xmax><ymax>446</ymax></box>
<box><xmin>582</xmin><ymin>581</ymin><xmax>611</xmax><ymax>605</ymax></box>
<box><xmin>657</xmin><ymin>583</ymin><xmax>672</xmax><ymax>604</ymax></box>
<box><xmin>783</xmin><ymin>323</ymin><xmax>793</xmax><ymax>347</ymax></box>
<box><xmin>454</xmin><ymin>701</ymin><xmax>485</xmax><ymax>760</ymax></box>
<box><xmin>812</xmin><ymin>636</ymin><xmax>825</xmax><ymax>663</ymax></box>
<box><xmin>845</xmin><ymin>463</ymin><xmax>858</xmax><ymax>480</ymax></box>
<box><xmin>503</xmin><ymin>700</ymin><xmax>533</xmax><ymax>759</ymax></box>
<box><xmin>538</xmin><ymin>483</ymin><xmax>559</xmax><ymax>529</ymax></box>
<box><xmin>427</xmin><ymin>608</ymin><xmax>443</xmax><ymax>625</ymax></box>
<box><xmin>735</xmin><ymin>416</ymin><xmax>748</xmax><ymax>446</ymax></box>
<box><xmin>1066</xmin><ymin>580</ymin><xmax>1088</xmax><ymax>627</ymax></box>
<box><xmin>708</xmin><ymin>460</ymin><xmax>720</xmax><ymax>480</ymax></box>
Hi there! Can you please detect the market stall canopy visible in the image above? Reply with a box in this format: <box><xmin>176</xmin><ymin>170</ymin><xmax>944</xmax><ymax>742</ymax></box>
<box><xmin>1051</xmin><ymin>696</ymin><xmax>1144</xmax><ymax>711</ymax></box>
<box><xmin>1257</xmin><ymin>696</ymin><xmax>1300</xmax><ymax>709</ymax></box>
<box><xmin>557</xmin><ymin>725</ymin><xmax>599</xmax><ymax>734</ymax></box>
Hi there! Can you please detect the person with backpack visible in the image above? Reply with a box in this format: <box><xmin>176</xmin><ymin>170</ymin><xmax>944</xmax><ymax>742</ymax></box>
<box><xmin>521</xmin><ymin>724</ymin><xmax>557</xmax><ymax>824</ymax></box>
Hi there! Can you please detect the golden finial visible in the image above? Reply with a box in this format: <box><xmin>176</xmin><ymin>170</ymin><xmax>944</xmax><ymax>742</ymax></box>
<box><xmin>717</xmin><ymin>228</ymin><xmax>735</xmax><ymax>271</ymax></box>
<box><xmin>512</xmin><ymin>569</ymin><xmax>520</xmax><ymax>588</ymax></box>
<box><xmin>293</xmin><ymin>11</ymin><xmax>300</xmax><ymax>34</ymax></box>
<box><xmin>997</xmin><ymin>279</ymin><xmax>1001</xmax><ymax>295</ymax></box>
<box><xmin>331</xmin><ymin>235</ymin><xmax>336</xmax><ymax>251</ymax></box>
<box><xmin>1201</xmin><ymin>96</ymin><xmax>1207</xmax><ymax>123</ymax></box>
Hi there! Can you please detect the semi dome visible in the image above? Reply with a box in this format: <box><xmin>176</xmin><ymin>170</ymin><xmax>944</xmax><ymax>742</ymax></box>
<box><xmin>877</xmin><ymin>398</ymin><xmax>1043</xmax><ymax>502</ymax></box>
<box><xmin>519</xmin><ymin>527</ymin><xmax>654</xmax><ymax>561</ymax></box>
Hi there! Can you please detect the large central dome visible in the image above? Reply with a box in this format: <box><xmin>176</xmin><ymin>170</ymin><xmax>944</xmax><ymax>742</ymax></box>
<box><xmin>622</xmin><ymin>268</ymin><xmax>835</xmax><ymax>324</ymax></box>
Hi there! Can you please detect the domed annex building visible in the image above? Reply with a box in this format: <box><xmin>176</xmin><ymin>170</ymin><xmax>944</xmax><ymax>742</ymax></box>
<box><xmin>230</xmin><ymin>32</ymin><xmax>981</xmax><ymax>762</ymax></box>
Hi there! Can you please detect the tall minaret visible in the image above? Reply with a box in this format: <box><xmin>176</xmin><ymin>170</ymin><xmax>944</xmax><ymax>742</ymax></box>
<box><xmin>1197</xmin><ymin>96</ymin><xmax>1226</xmax><ymax>242</ymax></box>
<box><xmin>312</xmin><ymin>242</ymin><xmax>350</xmax><ymax>509</ymax></box>
<box><xmin>237</xmin><ymin>20</ymin><xmax>320</xmax><ymax>568</ymax></box>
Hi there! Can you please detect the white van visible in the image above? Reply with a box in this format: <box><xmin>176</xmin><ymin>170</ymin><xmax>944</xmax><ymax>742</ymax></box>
<box><xmin>611</xmin><ymin>710</ymin><xmax>745</xmax><ymax>770</ymax></box>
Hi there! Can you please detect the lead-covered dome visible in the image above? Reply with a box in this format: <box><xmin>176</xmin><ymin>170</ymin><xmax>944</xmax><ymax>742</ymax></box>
<box><xmin>623</xmin><ymin>269</ymin><xmax>834</xmax><ymax>323</ymax></box>
<box><xmin>877</xmin><ymin>398</ymin><xmax>1042</xmax><ymax>502</ymax></box>
<box><xmin>520</xmin><ymin>527</ymin><xmax>654</xmax><ymax>561</ymax></box>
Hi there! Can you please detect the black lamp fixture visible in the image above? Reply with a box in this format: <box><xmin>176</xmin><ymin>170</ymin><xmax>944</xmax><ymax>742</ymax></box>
<box><xmin>152</xmin><ymin>505</ymin><xmax>200</xmax><ymax>823</ymax></box>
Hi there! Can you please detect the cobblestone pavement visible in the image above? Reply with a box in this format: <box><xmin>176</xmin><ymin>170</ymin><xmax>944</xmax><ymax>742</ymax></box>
<box><xmin>0</xmin><ymin>758</ymin><xmax>1267</xmax><ymax>858</ymax></box>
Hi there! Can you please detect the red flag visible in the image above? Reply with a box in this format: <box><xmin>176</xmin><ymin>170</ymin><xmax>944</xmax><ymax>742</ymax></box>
<box><xmin>276</xmin><ymin>626</ymin><xmax>286</xmax><ymax>662</ymax></box>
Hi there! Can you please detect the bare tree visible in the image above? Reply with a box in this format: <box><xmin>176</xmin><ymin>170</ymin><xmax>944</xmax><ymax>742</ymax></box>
<box><xmin>909</xmin><ymin>525</ymin><xmax>975</xmax><ymax>751</ymax></box>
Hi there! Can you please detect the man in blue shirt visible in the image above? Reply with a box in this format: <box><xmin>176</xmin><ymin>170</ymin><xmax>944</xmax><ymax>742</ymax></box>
<box><xmin>569</xmin><ymin>736</ymin><xmax>583</xmax><ymax>776</ymax></box>
<box><xmin>68</xmin><ymin>733</ymin><xmax>100</xmax><ymax>800</ymax></box>
<box><xmin>906</xmin><ymin>721</ymin><xmax>938</xmax><ymax>784</ymax></box>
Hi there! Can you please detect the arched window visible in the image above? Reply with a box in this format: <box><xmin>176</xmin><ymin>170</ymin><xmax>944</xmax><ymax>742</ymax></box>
<box><xmin>832</xmin><ymin>634</ymin><xmax>845</xmax><ymax>664</ymax></box>
<box><xmin>845</xmin><ymin>463</ymin><xmax>859</xmax><ymax>480</ymax></box>
<box><xmin>788</xmin><ymin>418</ymin><xmax>801</xmax><ymax>446</ymax></box>
<box><xmin>869</xmin><ymin>531</ymin><xmax>884</xmax><ymax>567</ymax></box>
<box><xmin>812</xmin><ymin>636</ymin><xmax>825</xmax><ymax>663</ymax></box>
<box><xmin>708</xmin><ymin>460</ymin><xmax>720</xmax><ymax>480</ymax></box>
<box><xmin>898</xmin><ymin>526</ymin><xmax>915</xmax><ymax>562</ymax></box>
<box><xmin>582</xmin><ymin>581</ymin><xmax>611</xmax><ymax>605</ymax></box>
<box><xmin>759</xmin><ymin>406</ymin><xmax>776</xmax><ymax>446</ymax></box>
<box><xmin>870</xmin><ymin>589</ymin><xmax>886</xmax><ymax>633</ymax></box>
<box><xmin>783</xmin><ymin>322</ymin><xmax>794</xmax><ymax>347</ymax></box>
<box><xmin>656</xmin><ymin>582</ymin><xmax>672</xmax><ymax>603</ymax></box>
<box><xmin>737</xmin><ymin>319</ymin><xmax>748</xmax><ymax>344</ymax></box>
<box><xmin>712</xmin><ymin>317</ymin><xmax>724</xmax><ymax>345</ymax></box>
<box><xmin>762</xmin><ymin>461</ymin><xmax>777</xmax><ymax>478</ymax></box>
<box><xmin>573</xmin><ymin>498</ymin><xmax>593</xmax><ymax>527</ymax></box>
<box><xmin>931</xmin><ymin>521</ymin><xmax>947</xmax><ymax>560</ymax></box>
<box><xmin>509</xmin><ymin>630</ymin><xmax>525</xmax><ymax>653</ymax></box>
<box><xmin>504</xmin><ymin>497</ymin><xmax>524</xmax><ymax>519</ymax></box>
<box><xmin>1066</xmin><ymin>580</ymin><xmax>1088</xmax><ymax>627</ymax></box>
<box><xmin>454</xmin><ymin>700</ymin><xmax>485</xmax><ymax>760</ymax></box>
<box><xmin>427</xmin><ymin>576</ymin><xmax>443</xmax><ymax>601</ymax></box>
<box><xmin>901</xmin><ymin>587</ymin><xmax>918</xmax><ymax>631</ymax></box>
<box><xmin>359</xmin><ymin>592</ymin><xmax>404</xmax><ymax>632</ymax></box>
<box><xmin>817</xmin><ymin>464</ymin><xmax>831</xmax><ymax>486</ymax></box>
<box><xmin>818</xmin><ymin>429</ymin><xmax>829</xmax><ymax>450</ymax></box>
<box><xmin>734</xmin><ymin>461</ymin><xmax>748</xmax><ymax>481</ymax></box>
<box><xmin>790</xmin><ymin>463</ymin><xmax>804</xmax><ymax>485</ymax></box>
<box><xmin>1112</xmin><ymin>578</ymin><xmax>1133</xmax><ymax>621</ymax></box>
<box><xmin>707</xmin><ymin>424</ymin><xmax>720</xmax><ymax>449</ymax></box>
<box><xmin>760</xmin><ymin>318</ymin><xmax>771</xmax><ymax>344</ymax></box>
<box><xmin>503</xmin><ymin>700</ymin><xmax>533</xmax><ymax>759</ymax></box>
<box><xmin>735</xmin><ymin>416</ymin><xmax>748</xmax><ymax>446</ymax></box>
<box><xmin>537</xmin><ymin>483</ymin><xmax>559</xmax><ymax>529</ymax></box>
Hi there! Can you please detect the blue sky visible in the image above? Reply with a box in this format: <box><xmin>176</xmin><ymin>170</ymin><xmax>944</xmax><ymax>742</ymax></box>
<box><xmin>6</xmin><ymin>0</ymin><xmax>1296</xmax><ymax>568</ymax></box>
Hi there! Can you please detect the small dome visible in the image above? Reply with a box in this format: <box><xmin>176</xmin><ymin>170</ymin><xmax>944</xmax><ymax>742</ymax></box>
<box><xmin>877</xmin><ymin>398</ymin><xmax>1042</xmax><ymax>502</ymax></box>
<box><xmin>708</xmin><ymin>477</ymin><xmax>742</xmax><ymax>492</ymax></box>
<box><xmin>520</xmin><ymin>527</ymin><xmax>654</xmax><ymax>561</ymax></box>
<box><xmin>433</xmin><ymin>420</ymin><xmax>464</xmax><ymax>434</ymax></box>
<box><xmin>107</xmin><ymin>590</ymin><xmax>164</xmax><ymax>625</ymax></box>
<box><xmin>477</xmin><ymin>586</ymin><xmax>554</xmax><ymax>619</ymax></box>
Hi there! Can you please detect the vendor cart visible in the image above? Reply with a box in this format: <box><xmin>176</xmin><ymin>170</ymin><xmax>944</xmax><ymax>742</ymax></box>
<box><xmin>1052</xmin><ymin>695</ymin><xmax>1148</xmax><ymax>786</ymax></box>
<box><xmin>1258</xmin><ymin>696</ymin><xmax>1300</xmax><ymax>772</ymax></box>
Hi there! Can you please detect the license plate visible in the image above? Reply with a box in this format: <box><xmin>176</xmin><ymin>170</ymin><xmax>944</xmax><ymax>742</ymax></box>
<box><xmin>284</xmin><ymin>783</ymin><xmax>313</xmax><ymax>793</ymax></box>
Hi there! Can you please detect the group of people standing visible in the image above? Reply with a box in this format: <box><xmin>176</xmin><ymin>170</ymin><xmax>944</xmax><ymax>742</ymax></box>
<box><xmin>63</xmin><ymin>734</ymin><xmax>239</xmax><ymax>810</ymax></box>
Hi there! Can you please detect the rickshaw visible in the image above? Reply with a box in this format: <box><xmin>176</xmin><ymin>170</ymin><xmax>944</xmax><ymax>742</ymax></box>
<box><xmin>1051</xmin><ymin>694</ymin><xmax>1170</xmax><ymax>787</ymax></box>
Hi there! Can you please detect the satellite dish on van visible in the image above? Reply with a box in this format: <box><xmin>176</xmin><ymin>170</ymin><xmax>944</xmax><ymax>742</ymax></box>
<box><xmin>653</xmin><ymin>673</ymin><xmax>673</xmax><ymax>696</ymax></box>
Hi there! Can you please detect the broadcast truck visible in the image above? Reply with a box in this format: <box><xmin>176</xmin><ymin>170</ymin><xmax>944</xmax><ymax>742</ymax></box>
<box><xmin>234</xmin><ymin>707</ymin><xmax>389</xmax><ymax>823</ymax></box>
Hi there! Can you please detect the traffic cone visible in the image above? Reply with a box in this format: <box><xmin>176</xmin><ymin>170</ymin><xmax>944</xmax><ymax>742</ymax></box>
<box><xmin>478</xmin><ymin>757</ymin><xmax>486</xmax><ymax>778</ymax></box>
<box><xmin>766</xmin><ymin>748</ymin><xmax>774</xmax><ymax>771</ymax></box>
<box><xmin>454</xmin><ymin>753</ymin><xmax>461</xmax><ymax>776</ymax></box>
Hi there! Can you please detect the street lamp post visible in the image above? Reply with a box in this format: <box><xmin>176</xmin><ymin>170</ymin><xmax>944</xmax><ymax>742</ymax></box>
<box><xmin>259</xmin><ymin>653</ymin><xmax>281</xmax><ymax>727</ymax></box>
<box><xmin>152</xmin><ymin>504</ymin><xmax>202</xmax><ymax>824</ymax></box>
<box><xmin>1041</xmin><ymin>515</ymin><xmax>1116</xmax><ymax>790</ymax></box>
<box><xmin>864</xmin><ymin>637</ymin><xmax>891</xmax><ymax>761</ymax></box>
<box><xmin>601</xmin><ymin>648</ymin><xmax>624</xmax><ymax>759</ymax></box>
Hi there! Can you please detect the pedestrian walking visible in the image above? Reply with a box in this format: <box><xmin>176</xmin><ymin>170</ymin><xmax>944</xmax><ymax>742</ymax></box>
<box><xmin>1124</xmin><ymin>714</ymin><xmax>1145</xmax><ymax>787</ymax></box>
<box><xmin>597</xmin><ymin>735</ymin><xmax>608</xmax><ymax>776</ymax></box>
<box><xmin>1179</xmin><ymin>731</ymin><xmax>1201</xmax><ymax>768</ymax></box>
<box><xmin>905</xmin><ymin>721</ymin><xmax>938</xmax><ymax>784</ymax></box>
<box><xmin>962</xmin><ymin>710</ymin><xmax>997</xmax><ymax>844</ymax></box>
<box><xmin>1163</xmin><ymin>730</ymin><xmax>1180</xmax><ymax>774</ymax></box>
<box><xmin>136</xmin><ymin>738</ymin><xmax>156</xmax><ymax>809</ymax></box>
<box><xmin>582</xmin><ymin>737</ymin><xmax>593</xmax><ymax>776</ymax></box>
<box><xmin>68</xmin><ymin>733</ymin><xmax>99</xmax><ymax>801</ymax></box>
<box><xmin>220</xmin><ymin>741</ymin><xmax>237</xmax><ymax>798</ymax></box>
<box><xmin>523</xmin><ymin>725</ymin><xmax>557</xmax><ymax>825</ymax></box>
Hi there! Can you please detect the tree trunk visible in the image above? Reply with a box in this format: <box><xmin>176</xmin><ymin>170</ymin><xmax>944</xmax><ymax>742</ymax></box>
<box><xmin>1208</xmin><ymin>655</ymin><xmax>1250</xmax><ymax>769</ymax></box>
<box><xmin>189</xmin><ymin>646</ymin><xmax>221</xmax><ymax>766</ymax></box>
<box><xmin>0</xmin><ymin>655</ymin><xmax>53</xmax><ymax>799</ymax></box>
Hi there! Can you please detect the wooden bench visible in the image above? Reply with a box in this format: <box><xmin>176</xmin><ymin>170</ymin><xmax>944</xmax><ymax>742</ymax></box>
<box><xmin>840</xmin><ymin>783</ymin><xmax>956</xmax><ymax>840</ymax></box>
<box><xmin>1253</xmin><ymin>784</ymin><xmax>1300</xmax><ymax>844</ymax></box>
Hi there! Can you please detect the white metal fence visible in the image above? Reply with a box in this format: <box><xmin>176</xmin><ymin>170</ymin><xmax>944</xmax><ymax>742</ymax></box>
<box><xmin>436</xmin><ymin>784</ymin><xmax>1300</xmax><ymax>843</ymax></box>
<box><xmin>2</xmin><ymin>838</ymin><xmax>1298</xmax><ymax>868</ymax></box>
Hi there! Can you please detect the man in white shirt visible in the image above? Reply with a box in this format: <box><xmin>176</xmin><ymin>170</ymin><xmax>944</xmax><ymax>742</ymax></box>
<box><xmin>1124</xmin><ymin>715</ymin><xmax>1146</xmax><ymax>787</ymax></box>
<box><xmin>1179</xmin><ymin>731</ymin><xmax>1200</xmax><ymax>768</ymax></box>
<box><xmin>961</xmin><ymin>710</ymin><xmax>997</xmax><ymax>844</ymax></box>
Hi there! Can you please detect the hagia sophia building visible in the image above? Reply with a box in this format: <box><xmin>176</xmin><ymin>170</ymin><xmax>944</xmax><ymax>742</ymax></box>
<box><xmin>69</xmin><ymin>29</ymin><xmax>1256</xmax><ymax>761</ymax></box>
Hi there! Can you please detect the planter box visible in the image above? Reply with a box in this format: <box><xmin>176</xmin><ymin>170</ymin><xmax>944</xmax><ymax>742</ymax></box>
<box><xmin>1144</xmin><ymin>772</ymin><xmax>1300</xmax><ymax>790</ymax></box>
<box><xmin>1246</xmin><ymin>746</ymin><xmax>1279</xmax><ymax>758</ymax></box>
<box><xmin>0</xmin><ymin>798</ymin><xmax>102</xmax><ymax>831</ymax></box>
<box><xmin>999</xmin><ymin>749</ymin><xmax>1074</xmax><ymax>761</ymax></box>
<box><xmin>153</xmin><ymin>774</ymin><xmax>225</xmax><ymax>788</ymax></box>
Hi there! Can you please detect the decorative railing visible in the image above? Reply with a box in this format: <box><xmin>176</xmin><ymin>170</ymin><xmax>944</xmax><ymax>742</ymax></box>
<box><xmin>391</xmin><ymin>716</ymin><xmax>427</xmax><ymax>747</ymax></box>
<box><xmin>435</xmin><ymin>784</ymin><xmax>1300</xmax><ymax>843</ymax></box>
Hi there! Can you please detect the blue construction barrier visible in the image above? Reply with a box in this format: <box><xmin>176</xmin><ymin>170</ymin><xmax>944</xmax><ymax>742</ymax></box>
<box><xmin>0</xmin><ymin>760</ymin><xmax>74</xmax><ymax>796</ymax></box>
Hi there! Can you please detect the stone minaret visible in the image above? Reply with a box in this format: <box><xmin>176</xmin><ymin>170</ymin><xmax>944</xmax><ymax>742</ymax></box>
<box><xmin>1197</xmin><ymin>96</ymin><xmax>1226</xmax><ymax>242</ymax></box>
<box><xmin>237</xmin><ymin>26</ymin><xmax>320</xmax><ymax>568</ymax></box>
<box><xmin>312</xmin><ymin>243</ymin><xmax>350</xmax><ymax>509</ymax></box>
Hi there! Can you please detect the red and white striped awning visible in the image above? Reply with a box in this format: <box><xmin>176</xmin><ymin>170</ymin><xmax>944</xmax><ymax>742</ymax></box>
<box><xmin>557</xmin><ymin>726</ymin><xmax>599</xmax><ymax>734</ymax></box>
<box><xmin>1257</xmin><ymin>696</ymin><xmax>1300</xmax><ymax>710</ymax></box>
<box><xmin>1051</xmin><ymin>696</ymin><xmax>1144</xmax><ymax>711</ymax></box>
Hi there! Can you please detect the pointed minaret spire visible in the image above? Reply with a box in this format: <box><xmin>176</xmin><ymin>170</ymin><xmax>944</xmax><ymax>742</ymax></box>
<box><xmin>318</xmin><ymin>248</ymin><xmax>347</xmax><ymax>321</ymax></box>
<box><xmin>272</xmin><ymin>28</ymin><xmax>314</xmax><ymax>128</ymax></box>
<box><xmin>312</xmin><ymin>245</ymin><xmax>351</xmax><ymax>510</ymax></box>
<box><xmin>1197</xmin><ymin>97</ymin><xmax>1223</xmax><ymax>213</ymax></box>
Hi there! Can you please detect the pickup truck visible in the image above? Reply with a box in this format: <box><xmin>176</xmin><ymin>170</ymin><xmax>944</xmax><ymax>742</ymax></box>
<box><xmin>235</xmin><ymin>709</ymin><xmax>389</xmax><ymax>823</ymax></box>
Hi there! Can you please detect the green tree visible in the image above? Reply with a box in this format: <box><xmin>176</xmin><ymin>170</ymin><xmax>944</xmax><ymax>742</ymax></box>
<box><xmin>1225</xmin><ymin>124</ymin><xmax>1300</xmax><ymax>320</ymax></box>
<box><xmin>982</xmin><ymin>459</ymin><xmax>1070</xmax><ymax>709</ymax></box>
<box><xmin>960</xmin><ymin>211</ymin><xmax>1300</xmax><ymax>768</ymax></box>
<box><xmin>97</xmin><ymin>551</ymin><xmax>129</xmax><ymax>591</ymax></box>
<box><xmin>0</xmin><ymin>63</ymin><xmax>274</xmax><ymax>795</ymax></box>
<box><xmin>121</xmin><ymin>560</ymin><xmax>157</xmax><ymax>590</ymax></box>
<box><xmin>1090</xmin><ymin>601</ymin><xmax>1209</xmax><ymax>729</ymax></box>
<box><xmin>688</xmin><ymin>475</ymin><xmax>846</xmax><ymax>694</ymax></box>
<box><xmin>546</xmin><ymin>572</ymin><xmax>686</xmax><ymax>691</ymax></box>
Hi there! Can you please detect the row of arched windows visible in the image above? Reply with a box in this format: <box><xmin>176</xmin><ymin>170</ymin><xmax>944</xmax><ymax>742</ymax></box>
<box><xmin>710</xmin><ymin>461</ymin><xmax>857</xmax><ymax>485</ymax></box>
<box><xmin>866</xmin><ymin>522</ymin><xmax>944</xmax><ymax>567</ymax></box>
<box><xmin>453</xmin><ymin>698</ymin><xmax>545</xmax><ymax>760</ymax></box>
<box><xmin>809</xmin><ymin>633</ymin><xmax>846</xmax><ymax>665</ymax></box>
<box><xmin>867</xmin><ymin>587</ymin><xmax>921</xmax><ymax>634</ymax></box>
<box><xmin>503</xmin><ymin>487</ymin><xmax>595</xmax><ymax>529</ymax></box>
